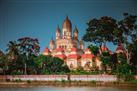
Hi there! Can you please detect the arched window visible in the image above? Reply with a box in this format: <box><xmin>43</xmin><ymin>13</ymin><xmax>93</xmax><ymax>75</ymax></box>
<box><xmin>84</xmin><ymin>62</ymin><xmax>90</xmax><ymax>70</ymax></box>
<box><xmin>70</xmin><ymin>63</ymin><xmax>73</xmax><ymax>69</ymax></box>
<box><xmin>64</xmin><ymin>45</ymin><xmax>67</xmax><ymax>49</ymax></box>
<box><xmin>64</xmin><ymin>31</ymin><xmax>66</xmax><ymax>36</ymax></box>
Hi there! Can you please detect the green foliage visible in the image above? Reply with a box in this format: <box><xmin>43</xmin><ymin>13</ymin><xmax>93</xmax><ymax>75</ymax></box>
<box><xmin>11</xmin><ymin>70</ymin><xmax>23</xmax><ymax>75</ymax></box>
<box><xmin>34</xmin><ymin>55</ymin><xmax>70</xmax><ymax>74</ymax></box>
<box><xmin>100</xmin><ymin>52</ymin><xmax>112</xmax><ymax>73</ymax></box>
<box><xmin>14</xmin><ymin>79</ymin><xmax>22</xmax><ymax>82</ymax></box>
<box><xmin>117</xmin><ymin>53</ymin><xmax>127</xmax><ymax>64</ymax></box>
<box><xmin>83</xmin><ymin>13</ymin><xmax>137</xmax><ymax>45</ymax></box>
<box><xmin>83</xmin><ymin>16</ymin><xmax>117</xmax><ymax>45</ymax></box>
<box><xmin>116</xmin><ymin>63</ymin><xmax>134</xmax><ymax>81</ymax></box>
<box><xmin>0</xmin><ymin>13</ymin><xmax>137</xmax><ymax>78</ymax></box>
<box><xmin>61</xmin><ymin>79</ymin><xmax>66</xmax><ymax>84</ymax></box>
<box><xmin>88</xmin><ymin>45</ymin><xmax>99</xmax><ymax>55</ymax></box>
<box><xmin>128</xmin><ymin>40</ymin><xmax>137</xmax><ymax>74</ymax></box>
<box><xmin>90</xmin><ymin>80</ymin><xmax>96</xmax><ymax>85</ymax></box>
<box><xmin>83</xmin><ymin>13</ymin><xmax>137</xmax><ymax>77</ymax></box>
<box><xmin>27</xmin><ymin>80</ymin><xmax>31</xmax><ymax>84</ymax></box>
<box><xmin>5</xmin><ymin>37</ymin><xmax>40</xmax><ymax>75</ymax></box>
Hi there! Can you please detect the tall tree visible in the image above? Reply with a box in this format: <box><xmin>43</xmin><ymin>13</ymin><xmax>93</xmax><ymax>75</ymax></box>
<box><xmin>0</xmin><ymin>50</ymin><xmax>8</xmax><ymax>75</ymax></box>
<box><xmin>116</xmin><ymin>13</ymin><xmax>137</xmax><ymax>63</ymax></box>
<box><xmin>83</xmin><ymin>16</ymin><xmax>117</xmax><ymax>46</ymax></box>
<box><xmin>17</xmin><ymin>37</ymin><xmax>40</xmax><ymax>74</ymax></box>
<box><xmin>83</xmin><ymin>13</ymin><xmax>137</xmax><ymax>74</ymax></box>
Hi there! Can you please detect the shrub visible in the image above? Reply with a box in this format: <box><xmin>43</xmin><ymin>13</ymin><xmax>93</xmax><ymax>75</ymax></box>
<box><xmin>27</xmin><ymin>80</ymin><xmax>31</xmax><ymax>84</ymax></box>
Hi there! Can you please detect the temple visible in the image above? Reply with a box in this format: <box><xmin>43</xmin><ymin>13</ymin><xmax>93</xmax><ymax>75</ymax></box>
<box><xmin>43</xmin><ymin>16</ymin><xmax>125</xmax><ymax>70</ymax></box>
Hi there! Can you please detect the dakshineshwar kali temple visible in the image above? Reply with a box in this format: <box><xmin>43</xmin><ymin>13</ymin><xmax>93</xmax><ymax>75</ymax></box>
<box><xmin>43</xmin><ymin>16</ymin><xmax>126</xmax><ymax>70</ymax></box>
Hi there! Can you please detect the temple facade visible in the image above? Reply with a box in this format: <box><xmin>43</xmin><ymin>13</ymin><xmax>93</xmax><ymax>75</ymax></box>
<box><xmin>43</xmin><ymin>16</ymin><xmax>125</xmax><ymax>70</ymax></box>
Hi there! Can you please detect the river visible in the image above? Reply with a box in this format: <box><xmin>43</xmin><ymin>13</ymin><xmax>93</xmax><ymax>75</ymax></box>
<box><xmin>0</xmin><ymin>87</ymin><xmax>136</xmax><ymax>91</ymax></box>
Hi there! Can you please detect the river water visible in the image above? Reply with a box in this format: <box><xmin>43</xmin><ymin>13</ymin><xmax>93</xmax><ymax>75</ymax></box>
<box><xmin>0</xmin><ymin>87</ymin><xmax>137</xmax><ymax>91</ymax></box>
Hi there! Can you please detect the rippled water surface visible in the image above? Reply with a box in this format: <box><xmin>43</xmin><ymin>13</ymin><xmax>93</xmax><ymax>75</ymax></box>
<box><xmin>0</xmin><ymin>87</ymin><xmax>137</xmax><ymax>91</ymax></box>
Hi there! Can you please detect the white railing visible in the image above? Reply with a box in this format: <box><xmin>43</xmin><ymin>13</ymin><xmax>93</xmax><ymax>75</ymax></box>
<box><xmin>0</xmin><ymin>75</ymin><xmax>136</xmax><ymax>82</ymax></box>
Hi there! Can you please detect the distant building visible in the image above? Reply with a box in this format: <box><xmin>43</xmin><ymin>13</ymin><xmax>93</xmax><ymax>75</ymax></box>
<box><xmin>43</xmin><ymin>16</ymin><xmax>125</xmax><ymax>70</ymax></box>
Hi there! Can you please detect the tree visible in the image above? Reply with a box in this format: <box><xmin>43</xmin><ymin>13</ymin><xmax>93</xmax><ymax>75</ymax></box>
<box><xmin>83</xmin><ymin>13</ymin><xmax>137</xmax><ymax>75</ymax></box>
<box><xmin>6</xmin><ymin>41</ymin><xmax>21</xmax><ymax>75</ymax></box>
<box><xmin>100</xmin><ymin>52</ymin><xmax>112</xmax><ymax>73</ymax></box>
<box><xmin>6</xmin><ymin>41</ymin><xmax>19</xmax><ymax>61</ymax></box>
<box><xmin>115</xmin><ymin>13</ymin><xmax>137</xmax><ymax>64</ymax></box>
<box><xmin>116</xmin><ymin>62</ymin><xmax>134</xmax><ymax>81</ymax></box>
<box><xmin>34</xmin><ymin>55</ymin><xmax>70</xmax><ymax>74</ymax></box>
<box><xmin>88</xmin><ymin>44</ymin><xmax>99</xmax><ymax>55</ymax></box>
<box><xmin>5</xmin><ymin>37</ymin><xmax>40</xmax><ymax>75</ymax></box>
<box><xmin>127</xmin><ymin>39</ymin><xmax>137</xmax><ymax>73</ymax></box>
<box><xmin>17</xmin><ymin>37</ymin><xmax>40</xmax><ymax>74</ymax></box>
<box><xmin>83</xmin><ymin>16</ymin><xmax>117</xmax><ymax>46</ymax></box>
<box><xmin>0</xmin><ymin>50</ymin><xmax>8</xmax><ymax>75</ymax></box>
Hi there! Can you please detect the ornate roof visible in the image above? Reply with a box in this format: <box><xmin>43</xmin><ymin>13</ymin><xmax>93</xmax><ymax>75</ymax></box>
<box><xmin>55</xmin><ymin>48</ymin><xmax>64</xmax><ymax>52</ymax></box>
<box><xmin>74</xmin><ymin>26</ymin><xmax>78</xmax><ymax>33</ymax></box>
<box><xmin>55</xmin><ymin>54</ymin><xmax>66</xmax><ymax>59</ymax></box>
<box><xmin>50</xmin><ymin>38</ymin><xmax>55</xmax><ymax>44</ymax></box>
<box><xmin>82</xmin><ymin>48</ymin><xmax>94</xmax><ymax>59</ymax></box>
<box><xmin>67</xmin><ymin>47</ymin><xmax>80</xmax><ymax>59</ymax></box>
<box><xmin>67</xmin><ymin>54</ymin><xmax>81</xmax><ymax>59</ymax></box>
<box><xmin>81</xmin><ymin>54</ymin><xmax>94</xmax><ymax>59</ymax></box>
<box><xmin>56</xmin><ymin>25</ymin><xmax>61</xmax><ymax>33</ymax></box>
<box><xmin>116</xmin><ymin>42</ymin><xmax>125</xmax><ymax>52</ymax></box>
<box><xmin>84</xmin><ymin>48</ymin><xmax>91</xmax><ymax>52</ymax></box>
<box><xmin>55</xmin><ymin>48</ymin><xmax>66</xmax><ymax>59</ymax></box>
<box><xmin>101</xmin><ymin>44</ymin><xmax>109</xmax><ymax>52</ymax></box>
<box><xmin>62</xmin><ymin>16</ymin><xmax>72</xmax><ymax>32</ymax></box>
<box><xmin>71</xmin><ymin>47</ymin><xmax>78</xmax><ymax>52</ymax></box>
<box><xmin>43</xmin><ymin>47</ymin><xmax>50</xmax><ymax>53</ymax></box>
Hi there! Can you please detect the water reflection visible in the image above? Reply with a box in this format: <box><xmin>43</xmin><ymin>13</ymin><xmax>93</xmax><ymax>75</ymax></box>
<box><xmin>0</xmin><ymin>87</ymin><xmax>137</xmax><ymax>91</ymax></box>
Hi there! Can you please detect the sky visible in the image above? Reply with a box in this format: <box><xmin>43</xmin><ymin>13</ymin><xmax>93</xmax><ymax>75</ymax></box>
<box><xmin>0</xmin><ymin>0</ymin><xmax>137</xmax><ymax>53</ymax></box>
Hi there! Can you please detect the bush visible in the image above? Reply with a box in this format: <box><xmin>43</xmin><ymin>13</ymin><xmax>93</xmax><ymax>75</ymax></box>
<box><xmin>27</xmin><ymin>80</ymin><xmax>31</xmax><ymax>84</ymax></box>
<box><xmin>61</xmin><ymin>79</ymin><xmax>66</xmax><ymax>83</ymax></box>
<box><xmin>11</xmin><ymin>71</ymin><xmax>23</xmax><ymax>75</ymax></box>
<box><xmin>90</xmin><ymin>80</ymin><xmax>96</xmax><ymax>85</ymax></box>
<box><xmin>116</xmin><ymin>63</ymin><xmax>134</xmax><ymax>81</ymax></box>
<box><xmin>15</xmin><ymin>79</ymin><xmax>22</xmax><ymax>82</ymax></box>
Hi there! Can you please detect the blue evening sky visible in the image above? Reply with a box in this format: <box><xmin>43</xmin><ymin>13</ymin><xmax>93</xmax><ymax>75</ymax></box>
<box><xmin>0</xmin><ymin>0</ymin><xmax>137</xmax><ymax>53</ymax></box>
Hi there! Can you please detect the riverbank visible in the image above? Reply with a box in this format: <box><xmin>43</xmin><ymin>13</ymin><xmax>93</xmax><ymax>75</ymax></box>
<box><xmin>0</xmin><ymin>75</ymin><xmax>137</xmax><ymax>88</ymax></box>
<box><xmin>0</xmin><ymin>80</ymin><xmax>137</xmax><ymax>88</ymax></box>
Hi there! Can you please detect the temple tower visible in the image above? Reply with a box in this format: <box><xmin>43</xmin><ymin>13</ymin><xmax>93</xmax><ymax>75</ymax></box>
<box><xmin>62</xmin><ymin>16</ymin><xmax>72</xmax><ymax>39</ymax></box>
<box><xmin>56</xmin><ymin>25</ymin><xmax>61</xmax><ymax>40</ymax></box>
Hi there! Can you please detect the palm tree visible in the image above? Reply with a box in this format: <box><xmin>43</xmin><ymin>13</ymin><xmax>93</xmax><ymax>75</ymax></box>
<box><xmin>6</xmin><ymin>41</ymin><xmax>19</xmax><ymax>61</ymax></box>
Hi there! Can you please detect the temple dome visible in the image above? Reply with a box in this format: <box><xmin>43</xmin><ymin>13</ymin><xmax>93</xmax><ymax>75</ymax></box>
<box><xmin>62</xmin><ymin>16</ymin><xmax>72</xmax><ymax>32</ymax></box>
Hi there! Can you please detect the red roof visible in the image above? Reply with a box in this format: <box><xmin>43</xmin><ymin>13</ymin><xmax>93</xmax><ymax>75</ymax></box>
<box><xmin>116</xmin><ymin>43</ymin><xmax>125</xmax><ymax>51</ymax></box>
<box><xmin>55</xmin><ymin>54</ymin><xmax>66</xmax><ymax>59</ymax></box>
<box><xmin>101</xmin><ymin>45</ymin><xmax>109</xmax><ymax>51</ymax></box>
<box><xmin>84</xmin><ymin>48</ymin><xmax>91</xmax><ymax>52</ymax></box>
<box><xmin>67</xmin><ymin>54</ymin><xmax>81</xmax><ymax>59</ymax></box>
<box><xmin>43</xmin><ymin>47</ymin><xmax>50</xmax><ymax>53</ymax></box>
<box><xmin>71</xmin><ymin>47</ymin><xmax>77</xmax><ymax>52</ymax></box>
<box><xmin>82</xmin><ymin>54</ymin><xmax>94</xmax><ymax>59</ymax></box>
<box><xmin>56</xmin><ymin>48</ymin><xmax>64</xmax><ymax>52</ymax></box>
